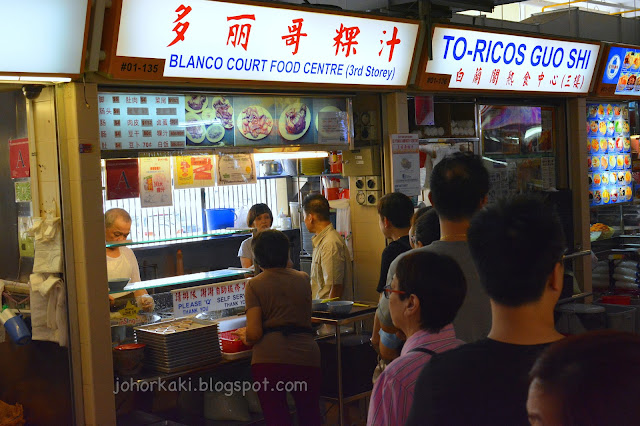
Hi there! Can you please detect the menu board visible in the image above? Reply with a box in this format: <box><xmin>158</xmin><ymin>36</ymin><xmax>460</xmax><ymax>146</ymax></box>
<box><xmin>598</xmin><ymin>46</ymin><xmax>640</xmax><ymax>97</ymax></box>
<box><xmin>587</xmin><ymin>102</ymin><xmax>633</xmax><ymax>206</ymax></box>
<box><xmin>99</xmin><ymin>92</ymin><xmax>350</xmax><ymax>150</ymax></box>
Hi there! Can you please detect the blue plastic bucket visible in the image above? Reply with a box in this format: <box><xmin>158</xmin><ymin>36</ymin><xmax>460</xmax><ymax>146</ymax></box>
<box><xmin>206</xmin><ymin>208</ymin><xmax>236</xmax><ymax>231</ymax></box>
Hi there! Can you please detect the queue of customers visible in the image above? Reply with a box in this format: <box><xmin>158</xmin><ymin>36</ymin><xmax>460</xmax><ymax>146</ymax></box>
<box><xmin>103</xmin><ymin>151</ymin><xmax>640</xmax><ymax>426</ymax></box>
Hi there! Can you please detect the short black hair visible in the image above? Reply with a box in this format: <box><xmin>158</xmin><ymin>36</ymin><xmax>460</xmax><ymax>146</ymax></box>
<box><xmin>414</xmin><ymin>209</ymin><xmax>440</xmax><ymax>246</ymax></box>
<box><xmin>468</xmin><ymin>195</ymin><xmax>566</xmax><ymax>307</ymax></box>
<box><xmin>530</xmin><ymin>330</ymin><xmax>640</xmax><ymax>425</ymax></box>
<box><xmin>302</xmin><ymin>193</ymin><xmax>330</xmax><ymax>221</ymax></box>
<box><xmin>395</xmin><ymin>251</ymin><xmax>466</xmax><ymax>333</ymax></box>
<box><xmin>251</xmin><ymin>230</ymin><xmax>290</xmax><ymax>269</ymax></box>
<box><xmin>430</xmin><ymin>152</ymin><xmax>489</xmax><ymax>221</ymax></box>
<box><xmin>411</xmin><ymin>206</ymin><xmax>431</xmax><ymax>227</ymax></box>
<box><xmin>377</xmin><ymin>192</ymin><xmax>414</xmax><ymax>228</ymax></box>
<box><xmin>247</xmin><ymin>203</ymin><xmax>273</xmax><ymax>227</ymax></box>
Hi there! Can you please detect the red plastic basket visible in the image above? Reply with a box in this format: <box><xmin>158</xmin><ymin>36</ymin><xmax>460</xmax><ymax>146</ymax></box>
<box><xmin>219</xmin><ymin>330</ymin><xmax>252</xmax><ymax>353</ymax></box>
<box><xmin>601</xmin><ymin>295</ymin><xmax>631</xmax><ymax>305</ymax></box>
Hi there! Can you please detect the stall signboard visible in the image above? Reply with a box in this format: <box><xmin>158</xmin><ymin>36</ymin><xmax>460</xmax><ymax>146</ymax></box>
<box><xmin>587</xmin><ymin>102</ymin><xmax>633</xmax><ymax>206</ymax></box>
<box><xmin>595</xmin><ymin>44</ymin><xmax>640</xmax><ymax>97</ymax></box>
<box><xmin>391</xmin><ymin>134</ymin><xmax>421</xmax><ymax>196</ymax></box>
<box><xmin>139</xmin><ymin>156</ymin><xmax>173</xmax><ymax>207</ymax></box>
<box><xmin>417</xmin><ymin>25</ymin><xmax>600</xmax><ymax>94</ymax></box>
<box><xmin>101</xmin><ymin>0</ymin><xmax>419</xmax><ymax>88</ymax></box>
<box><xmin>9</xmin><ymin>138</ymin><xmax>30</xmax><ymax>179</ymax></box>
<box><xmin>171</xmin><ymin>278</ymin><xmax>249</xmax><ymax>317</ymax></box>
<box><xmin>1</xmin><ymin>0</ymin><xmax>89</xmax><ymax>76</ymax></box>
<box><xmin>106</xmin><ymin>159</ymin><xmax>140</xmax><ymax>200</ymax></box>
<box><xmin>216</xmin><ymin>153</ymin><xmax>256</xmax><ymax>186</ymax></box>
<box><xmin>173</xmin><ymin>155</ymin><xmax>215</xmax><ymax>188</ymax></box>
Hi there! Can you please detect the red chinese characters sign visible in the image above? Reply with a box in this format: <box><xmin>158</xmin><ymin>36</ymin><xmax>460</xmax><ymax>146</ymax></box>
<box><xmin>105</xmin><ymin>0</ymin><xmax>420</xmax><ymax>87</ymax></box>
<box><xmin>171</xmin><ymin>278</ymin><xmax>249</xmax><ymax>317</ymax></box>
<box><xmin>9</xmin><ymin>138</ymin><xmax>30</xmax><ymax>179</ymax></box>
<box><xmin>105</xmin><ymin>158</ymin><xmax>140</xmax><ymax>200</ymax></box>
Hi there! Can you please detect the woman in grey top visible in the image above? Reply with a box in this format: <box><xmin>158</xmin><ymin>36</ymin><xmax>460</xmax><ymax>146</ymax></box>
<box><xmin>238</xmin><ymin>203</ymin><xmax>273</xmax><ymax>268</ymax></box>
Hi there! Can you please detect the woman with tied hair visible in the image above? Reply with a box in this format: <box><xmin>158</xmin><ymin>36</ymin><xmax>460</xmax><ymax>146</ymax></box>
<box><xmin>527</xmin><ymin>330</ymin><xmax>640</xmax><ymax>426</ymax></box>
<box><xmin>238</xmin><ymin>203</ymin><xmax>273</xmax><ymax>269</ymax></box>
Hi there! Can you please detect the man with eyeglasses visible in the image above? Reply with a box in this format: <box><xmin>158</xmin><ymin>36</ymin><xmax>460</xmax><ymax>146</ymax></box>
<box><xmin>105</xmin><ymin>208</ymin><xmax>154</xmax><ymax>312</ymax></box>
<box><xmin>406</xmin><ymin>195</ymin><xmax>566</xmax><ymax>426</ymax></box>
<box><xmin>367</xmin><ymin>251</ymin><xmax>465</xmax><ymax>426</ymax></box>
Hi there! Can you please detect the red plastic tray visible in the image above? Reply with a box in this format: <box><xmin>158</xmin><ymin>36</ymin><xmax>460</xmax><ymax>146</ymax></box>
<box><xmin>219</xmin><ymin>329</ymin><xmax>252</xmax><ymax>353</ymax></box>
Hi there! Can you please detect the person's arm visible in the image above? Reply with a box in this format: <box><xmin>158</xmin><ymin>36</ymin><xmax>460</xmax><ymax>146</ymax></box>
<box><xmin>376</xmin><ymin>247</ymin><xmax>392</xmax><ymax>294</ymax></box>
<box><xmin>244</xmin><ymin>306</ymin><xmax>263</xmax><ymax>344</ymax></box>
<box><xmin>240</xmin><ymin>257</ymin><xmax>253</xmax><ymax>268</ymax></box>
<box><xmin>126</xmin><ymin>248</ymin><xmax>154</xmax><ymax>311</ymax></box>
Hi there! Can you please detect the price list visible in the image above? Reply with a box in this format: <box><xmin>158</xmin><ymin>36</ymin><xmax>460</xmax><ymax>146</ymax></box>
<box><xmin>98</xmin><ymin>93</ymin><xmax>186</xmax><ymax>150</ymax></box>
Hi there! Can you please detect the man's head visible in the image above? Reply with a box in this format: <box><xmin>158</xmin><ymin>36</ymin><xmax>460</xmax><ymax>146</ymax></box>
<box><xmin>388</xmin><ymin>251</ymin><xmax>466</xmax><ymax>334</ymax></box>
<box><xmin>377</xmin><ymin>192</ymin><xmax>414</xmax><ymax>238</ymax></box>
<box><xmin>105</xmin><ymin>208</ymin><xmax>132</xmax><ymax>243</ymax></box>
<box><xmin>411</xmin><ymin>208</ymin><xmax>440</xmax><ymax>249</ymax></box>
<box><xmin>468</xmin><ymin>195</ymin><xmax>566</xmax><ymax>308</ymax></box>
<box><xmin>429</xmin><ymin>152</ymin><xmax>489</xmax><ymax>221</ymax></box>
<box><xmin>302</xmin><ymin>193</ymin><xmax>331</xmax><ymax>233</ymax></box>
<box><xmin>252</xmin><ymin>229</ymin><xmax>290</xmax><ymax>269</ymax></box>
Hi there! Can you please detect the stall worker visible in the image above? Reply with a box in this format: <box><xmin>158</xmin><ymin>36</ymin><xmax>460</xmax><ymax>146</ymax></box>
<box><xmin>528</xmin><ymin>330</ymin><xmax>640</xmax><ymax>426</ymax></box>
<box><xmin>406</xmin><ymin>195</ymin><xmax>566</xmax><ymax>425</ymax></box>
<box><xmin>367</xmin><ymin>251</ymin><xmax>466</xmax><ymax>426</ymax></box>
<box><xmin>105</xmin><ymin>208</ymin><xmax>153</xmax><ymax>311</ymax></box>
<box><xmin>302</xmin><ymin>193</ymin><xmax>352</xmax><ymax>300</ymax></box>
<box><xmin>234</xmin><ymin>230</ymin><xmax>321</xmax><ymax>426</ymax></box>
<box><xmin>375</xmin><ymin>152</ymin><xmax>491</xmax><ymax>360</ymax></box>
<box><xmin>375</xmin><ymin>192</ymin><xmax>413</xmax><ymax>294</ymax></box>
<box><xmin>238</xmin><ymin>203</ymin><xmax>274</xmax><ymax>269</ymax></box>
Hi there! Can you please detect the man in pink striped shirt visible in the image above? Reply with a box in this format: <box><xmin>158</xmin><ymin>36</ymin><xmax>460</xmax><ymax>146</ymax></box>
<box><xmin>367</xmin><ymin>251</ymin><xmax>466</xmax><ymax>426</ymax></box>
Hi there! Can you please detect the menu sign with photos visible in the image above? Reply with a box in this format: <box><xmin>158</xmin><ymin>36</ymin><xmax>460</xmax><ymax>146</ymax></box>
<box><xmin>173</xmin><ymin>155</ymin><xmax>215</xmax><ymax>188</ymax></box>
<box><xmin>391</xmin><ymin>134</ymin><xmax>421</xmax><ymax>196</ymax></box>
<box><xmin>139</xmin><ymin>156</ymin><xmax>173</xmax><ymax>207</ymax></box>
<box><xmin>598</xmin><ymin>45</ymin><xmax>640</xmax><ymax>96</ymax></box>
<box><xmin>587</xmin><ymin>102</ymin><xmax>633</xmax><ymax>207</ymax></box>
<box><xmin>106</xmin><ymin>158</ymin><xmax>140</xmax><ymax>200</ymax></box>
<box><xmin>99</xmin><ymin>93</ymin><xmax>186</xmax><ymax>150</ymax></box>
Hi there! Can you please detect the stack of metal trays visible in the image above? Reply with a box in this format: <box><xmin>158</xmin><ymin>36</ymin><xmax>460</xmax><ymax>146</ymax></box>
<box><xmin>135</xmin><ymin>317</ymin><xmax>221</xmax><ymax>373</ymax></box>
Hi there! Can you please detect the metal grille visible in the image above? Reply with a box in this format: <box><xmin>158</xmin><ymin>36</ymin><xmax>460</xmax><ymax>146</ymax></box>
<box><xmin>203</xmin><ymin>180</ymin><xmax>279</xmax><ymax>227</ymax></box>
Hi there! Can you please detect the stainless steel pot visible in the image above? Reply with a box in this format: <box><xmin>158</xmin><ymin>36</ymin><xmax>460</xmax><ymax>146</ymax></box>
<box><xmin>260</xmin><ymin>160</ymin><xmax>283</xmax><ymax>176</ymax></box>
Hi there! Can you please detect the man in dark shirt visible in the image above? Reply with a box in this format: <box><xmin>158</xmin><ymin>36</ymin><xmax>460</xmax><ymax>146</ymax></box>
<box><xmin>406</xmin><ymin>195</ymin><xmax>566</xmax><ymax>426</ymax></box>
<box><xmin>375</xmin><ymin>192</ymin><xmax>413</xmax><ymax>293</ymax></box>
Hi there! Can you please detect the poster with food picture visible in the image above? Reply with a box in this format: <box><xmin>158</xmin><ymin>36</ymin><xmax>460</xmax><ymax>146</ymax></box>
<box><xmin>216</xmin><ymin>153</ymin><xmax>256</xmax><ymax>186</ymax></box>
<box><xmin>98</xmin><ymin>93</ymin><xmax>186</xmax><ymax>150</ymax></box>
<box><xmin>184</xmin><ymin>95</ymin><xmax>234</xmax><ymax>148</ymax></box>
<box><xmin>173</xmin><ymin>155</ymin><xmax>215</xmax><ymax>188</ymax></box>
<box><xmin>313</xmin><ymin>98</ymin><xmax>349</xmax><ymax>145</ymax></box>
<box><xmin>233</xmin><ymin>97</ymin><xmax>277</xmax><ymax>146</ymax></box>
<box><xmin>587</xmin><ymin>102</ymin><xmax>632</xmax><ymax>206</ymax></box>
<box><xmin>275</xmin><ymin>97</ymin><xmax>314</xmax><ymax>144</ymax></box>
<box><xmin>139</xmin><ymin>156</ymin><xmax>173</xmax><ymax>207</ymax></box>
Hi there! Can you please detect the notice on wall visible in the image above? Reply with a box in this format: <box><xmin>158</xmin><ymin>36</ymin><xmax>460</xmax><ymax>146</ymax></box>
<box><xmin>391</xmin><ymin>134</ymin><xmax>421</xmax><ymax>196</ymax></box>
<box><xmin>139</xmin><ymin>156</ymin><xmax>173</xmax><ymax>207</ymax></box>
<box><xmin>98</xmin><ymin>93</ymin><xmax>186</xmax><ymax>150</ymax></box>
<box><xmin>317</xmin><ymin>109</ymin><xmax>349</xmax><ymax>145</ymax></box>
<box><xmin>106</xmin><ymin>159</ymin><xmax>140</xmax><ymax>200</ymax></box>
<box><xmin>173</xmin><ymin>155</ymin><xmax>215</xmax><ymax>188</ymax></box>
<box><xmin>9</xmin><ymin>138</ymin><xmax>30</xmax><ymax>179</ymax></box>
<box><xmin>14</xmin><ymin>181</ymin><xmax>32</xmax><ymax>202</ymax></box>
<box><xmin>171</xmin><ymin>279</ymin><xmax>248</xmax><ymax>318</ymax></box>
<box><xmin>216</xmin><ymin>153</ymin><xmax>256</xmax><ymax>186</ymax></box>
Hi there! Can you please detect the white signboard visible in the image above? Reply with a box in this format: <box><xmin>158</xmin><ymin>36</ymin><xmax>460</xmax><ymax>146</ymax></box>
<box><xmin>0</xmin><ymin>0</ymin><xmax>88</xmax><ymax>75</ymax></box>
<box><xmin>425</xmin><ymin>26</ymin><xmax>600</xmax><ymax>94</ymax></box>
<box><xmin>115</xmin><ymin>0</ymin><xmax>419</xmax><ymax>86</ymax></box>
<box><xmin>171</xmin><ymin>279</ymin><xmax>249</xmax><ymax>317</ymax></box>
<box><xmin>391</xmin><ymin>134</ymin><xmax>420</xmax><ymax>196</ymax></box>
<box><xmin>99</xmin><ymin>93</ymin><xmax>186</xmax><ymax>150</ymax></box>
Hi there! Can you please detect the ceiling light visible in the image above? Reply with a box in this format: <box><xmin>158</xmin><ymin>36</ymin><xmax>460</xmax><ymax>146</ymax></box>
<box><xmin>0</xmin><ymin>75</ymin><xmax>71</xmax><ymax>83</ymax></box>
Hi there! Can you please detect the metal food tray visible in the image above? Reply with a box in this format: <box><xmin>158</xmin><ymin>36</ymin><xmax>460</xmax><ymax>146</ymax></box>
<box><xmin>144</xmin><ymin>348</ymin><xmax>221</xmax><ymax>362</ymax></box>
<box><xmin>134</xmin><ymin>317</ymin><xmax>217</xmax><ymax>335</ymax></box>
<box><xmin>144</xmin><ymin>353</ymin><xmax>222</xmax><ymax>368</ymax></box>
<box><xmin>146</xmin><ymin>357</ymin><xmax>223</xmax><ymax>374</ymax></box>
<box><xmin>137</xmin><ymin>339</ymin><xmax>220</xmax><ymax>353</ymax></box>
<box><xmin>136</xmin><ymin>332</ymin><xmax>219</xmax><ymax>346</ymax></box>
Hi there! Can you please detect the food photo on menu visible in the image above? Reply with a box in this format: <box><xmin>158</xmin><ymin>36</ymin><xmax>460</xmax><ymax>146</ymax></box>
<box><xmin>233</xmin><ymin>96</ymin><xmax>277</xmax><ymax>146</ymax></box>
<box><xmin>276</xmin><ymin>97</ymin><xmax>314</xmax><ymax>144</ymax></box>
<box><xmin>184</xmin><ymin>94</ymin><xmax>235</xmax><ymax>147</ymax></box>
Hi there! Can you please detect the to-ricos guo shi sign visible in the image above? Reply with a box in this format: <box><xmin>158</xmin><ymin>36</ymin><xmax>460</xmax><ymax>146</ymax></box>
<box><xmin>111</xmin><ymin>0</ymin><xmax>419</xmax><ymax>87</ymax></box>
<box><xmin>421</xmin><ymin>25</ymin><xmax>600</xmax><ymax>94</ymax></box>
